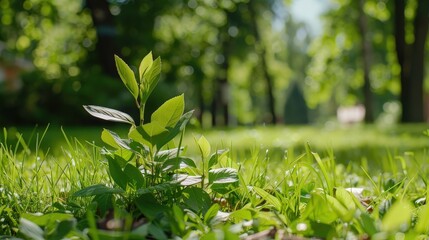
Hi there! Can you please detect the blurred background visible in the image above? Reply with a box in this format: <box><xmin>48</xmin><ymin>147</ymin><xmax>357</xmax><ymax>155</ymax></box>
<box><xmin>0</xmin><ymin>0</ymin><xmax>428</xmax><ymax>127</ymax></box>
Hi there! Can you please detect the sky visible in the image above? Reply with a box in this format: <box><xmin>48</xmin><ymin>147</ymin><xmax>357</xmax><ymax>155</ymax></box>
<box><xmin>290</xmin><ymin>0</ymin><xmax>330</xmax><ymax>35</ymax></box>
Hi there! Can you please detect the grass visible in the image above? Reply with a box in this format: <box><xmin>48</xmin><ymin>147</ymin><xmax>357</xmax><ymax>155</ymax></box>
<box><xmin>185</xmin><ymin>124</ymin><xmax>429</xmax><ymax>174</ymax></box>
<box><xmin>0</xmin><ymin>126</ymin><xmax>108</xmax><ymax>236</ymax></box>
<box><xmin>5</xmin><ymin>123</ymin><xmax>429</xmax><ymax>157</ymax></box>
<box><xmin>1</xmin><ymin>124</ymin><xmax>429</xmax><ymax>238</ymax></box>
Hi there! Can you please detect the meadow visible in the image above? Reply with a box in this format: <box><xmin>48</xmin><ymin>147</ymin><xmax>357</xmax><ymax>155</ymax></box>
<box><xmin>2</xmin><ymin>54</ymin><xmax>429</xmax><ymax>239</ymax></box>
<box><xmin>1</xmin><ymin>123</ymin><xmax>429</xmax><ymax>239</ymax></box>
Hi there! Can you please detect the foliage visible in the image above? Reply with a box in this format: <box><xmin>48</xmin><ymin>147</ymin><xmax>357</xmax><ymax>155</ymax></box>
<box><xmin>305</xmin><ymin>0</ymin><xmax>429</xmax><ymax>122</ymax></box>
<box><xmin>0</xmin><ymin>68</ymin><xmax>129</xmax><ymax>125</ymax></box>
<box><xmin>1</xmin><ymin>0</ymin><xmax>429</xmax><ymax>236</ymax></box>
<box><xmin>2</xmin><ymin>123</ymin><xmax>429</xmax><ymax>238</ymax></box>
<box><xmin>0</xmin><ymin>0</ymin><xmax>299</xmax><ymax>125</ymax></box>
<box><xmin>36</xmin><ymin>52</ymin><xmax>238</xmax><ymax>238</ymax></box>
<box><xmin>151</xmin><ymin>0</ymin><xmax>292</xmax><ymax>124</ymax></box>
<box><xmin>1</xmin><ymin>0</ymin><xmax>429</xmax><ymax>125</ymax></box>
<box><xmin>0</xmin><ymin>0</ymin><xmax>94</xmax><ymax>79</ymax></box>
<box><xmin>1</xmin><ymin>53</ymin><xmax>429</xmax><ymax>237</ymax></box>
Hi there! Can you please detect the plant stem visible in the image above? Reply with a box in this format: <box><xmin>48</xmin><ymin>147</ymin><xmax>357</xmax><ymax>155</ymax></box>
<box><xmin>201</xmin><ymin>155</ymin><xmax>205</xmax><ymax>189</ymax></box>
<box><xmin>140</xmin><ymin>103</ymin><xmax>145</xmax><ymax>125</ymax></box>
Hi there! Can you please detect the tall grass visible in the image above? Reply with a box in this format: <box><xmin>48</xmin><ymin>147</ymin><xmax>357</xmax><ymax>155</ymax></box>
<box><xmin>0</xmin><ymin>126</ymin><xmax>109</xmax><ymax>235</ymax></box>
<box><xmin>1</xmin><ymin>124</ymin><xmax>429</xmax><ymax>238</ymax></box>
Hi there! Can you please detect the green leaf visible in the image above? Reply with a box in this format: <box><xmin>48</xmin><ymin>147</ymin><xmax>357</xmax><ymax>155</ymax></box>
<box><xmin>204</xmin><ymin>203</ymin><xmax>220</xmax><ymax>225</ymax></box>
<box><xmin>222</xmin><ymin>227</ymin><xmax>240</xmax><ymax>240</ymax></box>
<box><xmin>162</xmin><ymin>157</ymin><xmax>196</xmax><ymax>172</ymax></box>
<box><xmin>101</xmin><ymin>129</ymin><xmax>131</xmax><ymax>149</ymax></box>
<box><xmin>307</xmin><ymin>221</ymin><xmax>335</xmax><ymax>239</ymax></box>
<box><xmin>209</xmin><ymin>167</ymin><xmax>238</xmax><ymax>193</ymax></box>
<box><xmin>83</xmin><ymin>105</ymin><xmax>135</xmax><ymax>125</ymax></box>
<box><xmin>175</xmin><ymin>110</ymin><xmax>194</xmax><ymax>131</ymax></box>
<box><xmin>129</xmin><ymin>140</ymin><xmax>150</xmax><ymax>155</ymax></box>
<box><xmin>93</xmin><ymin>194</ymin><xmax>114</xmax><ymax>216</ymax></box>
<box><xmin>129</xmin><ymin>127</ymin><xmax>149</xmax><ymax>146</ymax></box>
<box><xmin>310</xmin><ymin>148</ymin><xmax>332</xmax><ymax>194</ymax></box>
<box><xmin>124</xmin><ymin>164</ymin><xmax>144</xmax><ymax>189</ymax></box>
<box><xmin>73</xmin><ymin>184</ymin><xmax>124</xmax><ymax>197</ymax></box>
<box><xmin>101</xmin><ymin>129</ymin><xmax>120</xmax><ymax>149</ymax></box>
<box><xmin>141</xmin><ymin>57</ymin><xmax>162</xmax><ymax>103</ymax></box>
<box><xmin>85</xmin><ymin>208</ymin><xmax>99</xmax><ymax>240</ymax></box>
<box><xmin>138</xmin><ymin>122</ymin><xmax>169</xmax><ymax>149</ymax></box>
<box><xmin>381</xmin><ymin>200</ymin><xmax>413</xmax><ymax>232</ymax></box>
<box><xmin>106</xmin><ymin>152</ymin><xmax>132</xmax><ymax>169</ymax></box>
<box><xmin>147</xmin><ymin>223</ymin><xmax>168</xmax><ymax>240</ymax></box>
<box><xmin>156</xmin><ymin>148</ymin><xmax>182</xmax><ymax>162</ymax></box>
<box><xmin>327</xmin><ymin>195</ymin><xmax>353</xmax><ymax>222</ymax></box>
<box><xmin>114</xmin><ymin>54</ymin><xmax>139</xmax><ymax>100</ymax></box>
<box><xmin>249</xmin><ymin>186</ymin><xmax>281</xmax><ymax>211</ymax></box>
<box><xmin>182</xmin><ymin>187</ymin><xmax>212</xmax><ymax>213</ymax></box>
<box><xmin>139</xmin><ymin>51</ymin><xmax>153</xmax><ymax>80</ymax></box>
<box><xmin>135</xmin><ymin>193</ymin><xmax>166</xmax><ymax>220</ymax></box>
<box><xmin>108</xmin><ymin>157</ymin><xmax>128</xmax><ymax>190</ymax></box>
<box><xmin>170</xmin><ymin>205</ymin><xmax>185</xmax><ymax>235</ymax></box>
<box><xmin>229</xmin><ymin>208</ymin><xmax>253</xmax><ymax>221</ymax></box>
<box><xmin>19</xmin><ymin>218</ymin><xmax>44</xmax><ymax>240</ymax></box>
<box><xmin>301</xmin><ymin>192</ymin><xmax>338</xmax><ymax>224</ymax></box>
<box><xmin>330</xmin><ymin>187</ymin><xmax>356</xmax><ymax>221</ymax></box>
<box><xmin>21</xmin><ymin>213</ymin><xmax>74</xmax><ymax>227</ymax></box>
<box><xmin>335</xmin><ymin>187</ymin><xmax>356</xmax><ymax>209</ymax></box>
<box><xmin>358</xmin><ymin>211</ymin><xmax>378</xmax><ymax>236</ymax></box>
<box><xmin>208</xmin><ymin>149</ymin><xmax>229</xmax><ymax>169</ymax></box>
<box><xmin>132</xmin><ymin>110</ymin><xmax>194</xmax><ymax>150</ymax></box>
<box><xmin>157</xmin><ymin>110</ymin><xmax>194</xmax><ymax>148</ymax></box>
<box><xmin>197</xmin><ymin>135</ymin><xmax>211</xmax><ymax>159</ymax></box>
<box><xmin>173</xmin><ymin>174</ymin><xmax>202</xmax><ymax>186</ymax></box>
<box><xmin>416</xmin><ymin>204</ymin><xmax>429</xmax><ymax>233</ymax></box>
<box><xmin>49</xmin><ymin>219</ymin><xmax>76</xmax><ymax>240</ymax></box>
<box><xmin>151</xmin><ymin>94</ymin><xmax>184</xmax><ymax>128</ymax></box>
<box><xmin>142</xmin><ymin>122</ymin><xmax>168</xmax><ymax>138</ymax></box>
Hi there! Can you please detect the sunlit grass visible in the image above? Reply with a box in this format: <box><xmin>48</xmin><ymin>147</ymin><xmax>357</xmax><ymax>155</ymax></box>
<box><xmin>1</xmin><ymin>124</ymin><xmax>429</xmax><ymax>237</ymax></box>
<box><xmin>0</xmin><ymin>127</ymin><xmax>109</xmax><ymax>235</ymax></box>
<box><xmin>4</xmin><ymin>124</ymin><xmax>428</xmax><ymax>158</ymax></box>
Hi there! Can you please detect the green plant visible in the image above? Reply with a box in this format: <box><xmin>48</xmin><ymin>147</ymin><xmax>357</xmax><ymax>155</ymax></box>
<box><xmin>52</xmin><ymin>52</ymin><xmax>239</xmax><ymax>238</ymax></box>
<box><xmin>5</xmin><ymin>123</ymin><xmax>429</xmax><ymax>239</ymax></box>
<box><xmin>6</xmin><ymin>50</ymin><xmax>429</xmax><ymax>238</ymax></box>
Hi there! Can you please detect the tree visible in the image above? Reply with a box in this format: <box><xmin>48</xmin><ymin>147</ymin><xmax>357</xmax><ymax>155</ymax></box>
<box><xmin>0</xmin><ymin>0</ymin><xmax>96</xmax><ymax>124</ymax></box>
<box><xmin>211</xmin><ymin>8</ymin><xmax>232</xmax><ymax>126</ymax></box>
<box><xmin>358</xmin><ymin>0</ymin><xmax>375</xmax><ymax>122</ymax></box>
<box><xmin>0</xmin><ymin>0</ymin><xmax>93</xmax><ymax>80</ymax></box>
<box><xmin>248</xmin><ymin>0</ymin><xmax>277</xmax><ymax>124</ymax></box>
<box><xmin>85</xmin><ymin>0</ymin><xmax>119</xmax><ymax>77</ymax></box>
<box><xmin>151</xmin><ymin>0</ymin><xmax>286</xmax><ymax>126</ymax></box>
<box><xmin>0</xmin><ymin>0</ymin><xmax>295</xmax><ymax>125</ymax></box>
<box><xmin>394</xmin><ymin>0</ymin><xmax>429</xmax><ymax>122</ymax></box>
<box><xmin>151</xmin><ymin>0</ymin><xmax>236</xmax><ymax>126</ymax></box>
<box><xmin>306</xmin><ymin>0</ymin><xmax>398</xmax><ymax>122</ymax></box>
<box><xmin>283</xmin><ymin>13</ymin><xmax>312</xmax><ymax>124</ymax></box>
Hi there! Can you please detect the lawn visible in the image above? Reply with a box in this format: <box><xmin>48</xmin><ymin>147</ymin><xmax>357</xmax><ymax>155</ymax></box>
<box><xmin>1</xmin><ymin>123</ymin><xmax>429</xmax><ymax>239</ymax></box>
<box><xmin>6</xmin><ymin>123</ymin><xmax>429</xmax><ymax>160</ymax></box>
<box><xmin>2</xmin><ymin>53</ymin><xmax>429</xmax><ymax>239</ymax></box>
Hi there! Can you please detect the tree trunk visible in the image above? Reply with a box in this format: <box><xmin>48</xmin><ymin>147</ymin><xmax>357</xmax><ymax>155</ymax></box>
<box><xmin>394</xmin><ymin>0</ymin><xmax>429</xmax><ymax>122</ymax></box>
<box><xmin>260</xmin><ymin>47</ymin><xmax>277</xmax><ymax>124</ymax></box>
<box><xmin>248</xmin><ymin>1</ymin><xmax>277</xmax><ymax>124</ymax></box>
<box><xmin>408</xmin><ymin>0</ymin><xmax>429</xmax><ymax>122</ymax></box>
<box><xmin>196</xmin><ymin>81</ymin><xmax>204</xmax><ymax>125</ymax></box>
<box><xmin>86</xmin><ymin>0</ymin><xmax>119</xmax><ymax>77</ymax></box>
<box><xmin>211</xmin><ymin>13</ymin><xmax>231</xmax><ymax>127</ymax></box>
<box><xmin>358</xmin><ymin>0</ymin><xmax>374</xmax><ymax>123</ymax></box>
<box><xmin>210</xmin><ymin>74</ymin><xmax>229</xmax><ymax>126</ymax></box>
